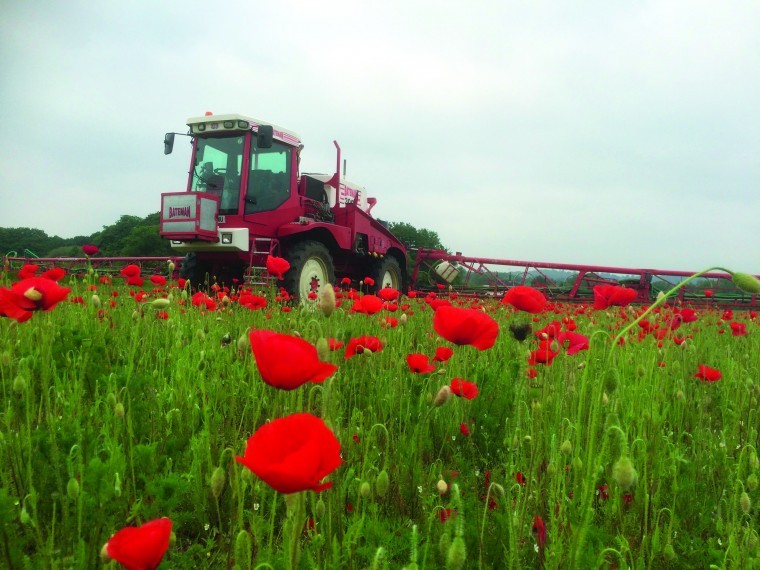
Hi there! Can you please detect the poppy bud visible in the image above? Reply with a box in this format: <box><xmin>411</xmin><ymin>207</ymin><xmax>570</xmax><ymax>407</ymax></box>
<box><xmin>91</xmin><ymin>294</ymin><xmax>101</xmax><ymax>308</ymax></box>
<box><xmin>434</xmin><ymin>386</ymin><xmax>452</xmax><ymax>407</ymax></box>
<box><xmin>550</xmin><ymin>340</ymin><xmax>560</xmax><ymax>353</ymax></box>
<box><xmin>360</xmin><ymin>481</ymin><xmax>371</xmax><ymax>498</ymax></box>
<box><xmin>319</xmin><ymin>283</ymin><xmax>336</xmax><ymax>317</ymax></box>
<box><xmin>0</xmin><ymin>351</ymin><xmax>10</xmax><ymax>367</ymax></box>
<box><xmin>604</xmin><ymin>369</ymin><xmax>618</xmax><ymax>393</ymax></box>
<box><xmin>13</xmin><ymin>375</ymin><xmax>26</xmax><ymax>393</ymax></box>
<box><xmin>612</xmin><ymin>456</ymin><xmax>637</xmax><ymax>490</ymax></box>
<box><xmin>747</xmin><ymin>473</ymin><xmax>758</xmax><ymax>492</ymax></box>
<box><xmin>100</xmin><ymin>542</ymin><xmax>112</xmax><ymax>564</ymax></box>
<box><xmin>739</xmin><ymin>491</ymin><xmax>751</xmax><ymax>515</ymax></box>
<box><xmin>152</xmin><ymin>298</ymin><xmax>170</xmax><ymax>309</ymax></box>
<box><xmin>114</xmin><ymin>402</ymin><xmax>125</xmax><ymax>419</ymax></box>
<box><xmin>446</xmin><ymin>536</ymin><xmax>467</xmax><ymax>570</ymax></box>
<box><xmin>114</xmin><ymin>472</ymin><xmax>122</xmax><ymax>497</ymax></box>
<box><xmin>731</xmin><ymin>272</ymin><xmax>760</xmax><ymax>294</ymax></box>
<box><xmin>67</xmin><ymin>477</ymin><xmax>80</xmax><ymax>500</ymax></box>
<box><xmin>234</xmin><ymin>529</ymin><xmax>252</xmax><ymax>568</ymax></box>
<box><xmin>560</xmin><ymin>439</ymin><xmax>572</xmax><ymax>455</ymax></box>
<box><xmin>399</xmin><ymin>313</ymin><xmax>407</xmax><ymax>325</ymax></box>
<box><xmin>237</xmin><ymin>333</ymin><xmax>249</xmax><ymax>354</ymax></box>
<box><xmin>211</xmin><ymin>466</ymin><xmax>226</xmax><ymax>499</ymax></box>
<box><xmin>376</xmin><ymin>470</ymin><xmax>390</xmax><ymax>498</ymax></box>
<box><xmin>20</xmin><ymin>506</ymin><xmax>32</xmax><ymax>526</ymax></box>
<box><xmin>436</xmin><ymin>479</ymin><xmax>448</xmax><ymax>494</ymax></box>
<box><xmin>572</xmin><ymin>457</ymin><xmax>583</xmax><ymax>471</ymax></box>
<box><xmin>602</xmin><ymin>392</ymin><xmax>609</xmax><ymax>406</ymax></box>
<box><xmin>636</xmin><ymin>365</ymin><xmax>646</xmax><ymax>378</ymax></box>
<box><xmin>750</xmin><ymin>451</ymin><xmax>759</xmax><ymax>472</ymax></box>
<box><xmin>662</xmin><ymin>543</ymin><xmax>676</xmax><ymax>561</ymax></box>
<box><xmin>168</xmin><ymin>261</ymin><xmax>175</xmax><ymax>273</ymax></box>
<box><xmin>438</xmin><ymin>532</ymin><xmax>451</xmax><ymax>563</ymax></box>
<box><xmin>316</xmin><ymin>337</ymin><xmax>330</xmax><ymax>362</ymax></box>
<box><xmin>315</xmin><ymin>497</ymin><xmax>326</xmax><ymax>519</ymax></box>
<box><xmin>675</xmin><ymin>390</ymin><xmax>684</xmax><ymax>400</ymax></box>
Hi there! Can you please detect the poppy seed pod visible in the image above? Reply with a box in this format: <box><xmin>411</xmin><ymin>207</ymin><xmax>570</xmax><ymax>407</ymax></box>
<box><xmin>612</xmin><ymin>456</ymin><xmax>638</xmax><ymax>490</ymax></box>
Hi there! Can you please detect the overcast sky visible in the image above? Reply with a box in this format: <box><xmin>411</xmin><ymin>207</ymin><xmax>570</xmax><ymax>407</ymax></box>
<box><xmin>1</xmin><ymin>1</ymin><xmax>757</xmax><ymax>273</ymax></box>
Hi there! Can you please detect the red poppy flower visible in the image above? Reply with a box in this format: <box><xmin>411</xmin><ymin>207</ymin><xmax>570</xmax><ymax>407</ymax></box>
<box><xmin>106</xmin><ymin>517</ymin><xmax>172</xmax><ymax>570</ymax></box>
<box><xmin>350</xmin><ymin>294</ymin><xmax>384</xmax><ymax>315</ymax></box>
<box><xmin>406</xmin><ymin>353</ymin><xmax>436</xmax><ymax>374</ymax></box>
<box><xmin>249</xmin><ymin>330</ymin><xmax>338</xmax><ymax>390</ymax></box>
<box><xmin>125</xmin><ymin>276</ymin><xmax>144</xmax><ymax>287</ymax></box>
<box><xmin>82</xmin><ymin>244</ymin><xmax>99</xmax><ymax>256</ymax></box>
<box><xmin>433</xmin><ymin>305</ymin><xmax>499</xmax><ymax>350</ymax></box>
<box><xmin>729</xmin><ymin>322</ymin><xmax>747</xmax><ymax>336</ymax></box>
<box><xmin>593</xmin><ymin>285</ymin><xmax>637</xmax><ymax>310</ymax></box>
<box><xmin>344</xmin><ymin>336</ymin><xmax>383</xmax><ymax>359</ymax></box>
<box><xmin>515</xmin><ymin>472</ymin><xmax>527</xmax><ymax>486</ymax></box>
<box><xmin>120</xmin><ymin>264</ymin><xmax>141</xmax><ymax>278</ymax></box>
<box><xmin>722</xmin><ymin>309</ymin><xmax>733</xmax><ymax>321</ymax></box>
<box><xmin>18</xmin><ymin>264</ymin><xmax>39</xmax><ymax>279</ymax></box>
<box><xmin>459</xmin><ymin>423</ymin><xmax>471</xmax><ymax>437</ymax></box>
<box><xmin>40</xmin><ymin>267</ymin><xmax>66</xmax><ymax>281</ymax></box>
<box><xmin>501</xmin><ymin>286</ymin><xmax>547</xmax><ymax>313</ymax></box>
<box><xmin>149</xmin><ymin>275</ymin><xmax>166</xmax><ymax>286</ymax></box>
<box><xmin>450</xmin><ymin>378</ymin><xmax>479</xmax><ymax>400</ymax></box>
<box><xmin>239</xmin><ymin>294</ymin><xmax>267</xmax><ymax>310</ymax></box>
<box><xmin>438</xmin><ymin>508</ymin><xmax>456</xmax><ymax>522</ymax></box>
<box><xmin>694</xmin><ymin>364</ymin><xmax>722</xmax><ymax>382</ymax></box>
<box><xmin>265</xmin><ymin>256</ymin><xmax>290</xmax><ymax>280</ymax></box>
<box><xmin>528</xmin><ymin>339</ymin><xmax>559</xmax><ymax>366</ymax></box>
<box><xmin>557</xmin><ymin>331</ymin><xmax>589</xmax><ymax>355</ymax></box>
<box><xmin>236</xmin><ymin>413</ymin><xmax>341</xmax><ymax>494</ymax></box>
<box><xmin>327</xmin><ymin>338</ymin><xmax>345</xmax><ymax>351</ymax></box>
<box><xmin>377</xmin><ymin>287</ymin><xmax>400</xmax><ymax>302</ymax></box>
<box><xmin>340</xmin><ymin>277</ymin><xmax>351</xmax><ymax>286</ymax></box>
<box><xmin>704</xmin><ymin>289</ymin><xmax>713</xmax><ymax>297</ymax></box>
<box><xmin>532</xmin><ymin>515</ymin><xmax>547</xmax><ymax>548</ymax></box>
<box><xmin>0</xmin><ymin>277</ymin><xmax>72</xmax><ymax>323</ymax></box>
<box><xmin>432</xmin><ymin>346</ymin><xmax>454</xmax><ymax>362</ymax></box>
<box><xmin>363</xmin><ymin>277</ymin><xmax>375</xmax><ymax>287</ymax></box>
<box><xmin>679</xmin><ymin>308</ymin><xmax>698</xmax><ymax>323</ymax></box>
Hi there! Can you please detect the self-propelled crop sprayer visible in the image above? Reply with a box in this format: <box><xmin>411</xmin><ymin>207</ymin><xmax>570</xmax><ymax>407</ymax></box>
<box><xmin>158</xmin><ymin>112</ymin><xmax>407</xmax><ymax>299</ymax></box>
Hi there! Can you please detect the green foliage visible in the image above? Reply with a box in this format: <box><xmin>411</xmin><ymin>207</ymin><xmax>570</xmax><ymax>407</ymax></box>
<box><xmin>0</xmin><ymin>273</ymin><xmax>758</xmax><ymax>568</ymax></box>
<box><xmin>1</xmin><ymin>212</ymin><xmax>172</xmax><ymax>258</ymax></box>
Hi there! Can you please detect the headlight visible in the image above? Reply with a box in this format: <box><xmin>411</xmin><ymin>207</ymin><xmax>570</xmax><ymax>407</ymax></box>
<box><xmin>221</xmin><ymin>233</ymin><xmax>233</xmax><ymax>244</ymax></box>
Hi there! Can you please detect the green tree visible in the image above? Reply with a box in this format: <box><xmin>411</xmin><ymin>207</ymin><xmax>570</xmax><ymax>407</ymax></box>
<box><xmin>387</xmin><ymin>221</ymin><xmax>447</xmax><ymax>286</ymax></box>
<box><xmin>120</xmin><ymin>225</ymin><xmax>173</xmax><ymax>257</ymax></box>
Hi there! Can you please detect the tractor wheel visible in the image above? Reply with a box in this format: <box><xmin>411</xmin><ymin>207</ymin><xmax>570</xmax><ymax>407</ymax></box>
<box><xmin>368</xmin><ymin>256</ymin><xmax>404</xmax><ymax>293</ymax></box>
<box><xmin>281</xmin><ymin>241</ymin><xmax>336</xmax><ymax>301</ymax></box>
<box><xmin>179</xmin><ymin>253</ymin><xmax>212</xmax><ymax>289</ymax></box>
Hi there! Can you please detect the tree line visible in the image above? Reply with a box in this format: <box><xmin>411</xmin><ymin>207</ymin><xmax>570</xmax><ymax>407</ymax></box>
<box><xmin>1</xmin><ymin>215</ymin><xmax>445</xmax><ymax>261</ymax></box>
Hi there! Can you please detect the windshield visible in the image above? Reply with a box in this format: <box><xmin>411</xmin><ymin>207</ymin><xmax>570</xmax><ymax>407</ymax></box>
<box><xmin>192</xmin><ymin>135</ymin><xmax>244</xmax><ymax>215</ymax></box>
<box><xmin>244</xmin><ymin>141</ymin><xmax>291</xmax><ymax>214</ymax></box>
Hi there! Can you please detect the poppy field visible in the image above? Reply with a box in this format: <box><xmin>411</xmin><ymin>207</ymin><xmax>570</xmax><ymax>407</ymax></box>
<box><xmin>1</xmin><ymin>256</ymin><xmax>759</xmax><ymax>569</ymax></box>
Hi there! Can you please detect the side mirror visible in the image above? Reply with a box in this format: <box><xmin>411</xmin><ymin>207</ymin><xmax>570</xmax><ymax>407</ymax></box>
<box><xmin>163</xmin><ymin>133</ymin><xmax>175</xmax><ymax>155</ymax></box>
<box><xmin>256</xmin><ymin>125</ymin><xmax>274</xmax><ymax>149</ymax></box>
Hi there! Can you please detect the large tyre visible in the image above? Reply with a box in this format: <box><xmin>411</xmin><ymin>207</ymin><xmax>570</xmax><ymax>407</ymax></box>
<box><xmin>281</xmin><ymin>241</ymin><xmax>336</xmax><ymax>301</ymax></box>
<box><xmin>179</xmin><ymin>253</ymin><xmax>209</xmax><ymax>289</ymax></box>
<box><xmin>368</xmin><ymin>256</ymin><xmax>404</xmax><ymax>293</ymax></box>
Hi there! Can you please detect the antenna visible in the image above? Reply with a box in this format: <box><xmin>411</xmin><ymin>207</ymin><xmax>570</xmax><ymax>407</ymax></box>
<box><xmin>343</xmin><ymin>159</ymin><xmax>347</xmax><ymax>176</ymax></box>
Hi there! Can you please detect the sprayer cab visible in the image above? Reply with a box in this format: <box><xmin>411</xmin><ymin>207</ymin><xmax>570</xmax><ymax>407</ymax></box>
<box><xmin>159</xmin><ymin>112</ymin><xmax>408</xmax><ymax>297</ymax></box>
